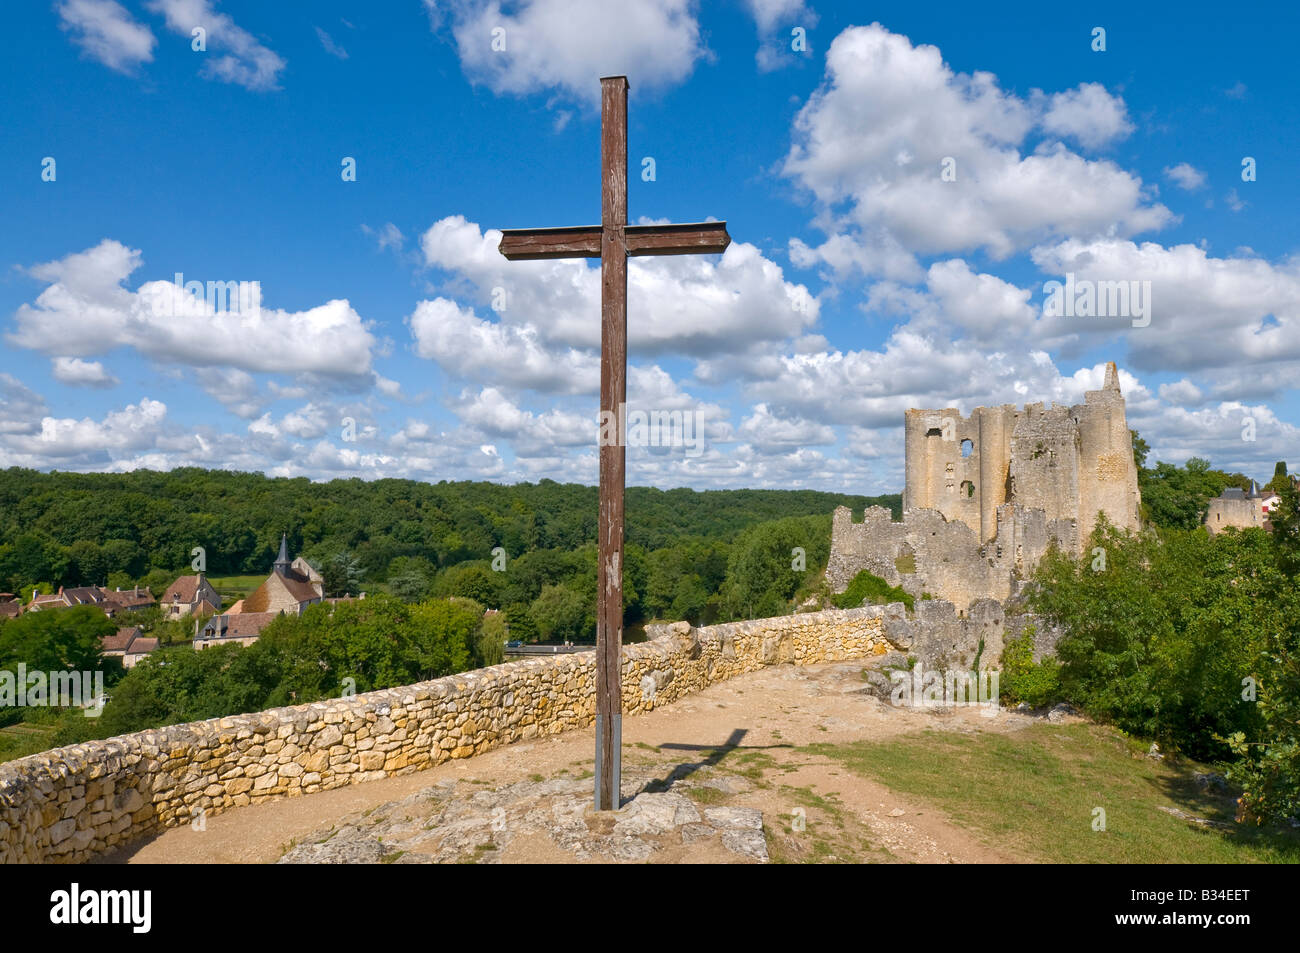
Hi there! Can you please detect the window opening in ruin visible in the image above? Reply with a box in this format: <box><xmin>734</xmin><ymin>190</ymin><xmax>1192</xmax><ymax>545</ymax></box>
<box><xmin>960</xmin><ymin>438</ymin><xmax>973</xmax><ymax>458</ymax></box>
<box><xmin>925</xmin><ymin>427</ymin><xmax>943</xmax><ymax>437</ymax></box>
<box><xmin>961</xmin><ymin>480</ymin><xmax>975</xmax><ymax>498</ymax></box>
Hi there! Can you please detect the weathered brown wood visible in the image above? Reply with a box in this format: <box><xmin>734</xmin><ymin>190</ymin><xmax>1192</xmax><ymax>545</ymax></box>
<box><xmin>494</xmin><ymin>74</ymin><xmax>729</xmax><ymax>812</ymax></box>
<box><xmin>498</xmin><ymin>226</ymin><xmax>602</xmax><ymax>260</ymax></box>
<box><xmin>499</xmin><ymin>221</ymin><xmax>730</xmax><ymax>260</ymax></box>
<box><xmin>626</xmin><ymin>221</ymin><xmax>730</xmax><ymax>257</ymax></box>
<box><xmin>596</xmin><ymin>75</ymin><xmax>628</xmax><ymax>813</ymax></box>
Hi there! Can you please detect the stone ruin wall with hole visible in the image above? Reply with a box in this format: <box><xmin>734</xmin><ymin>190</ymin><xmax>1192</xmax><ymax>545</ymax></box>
<box><xmin>830</xmin><ymin>363</ymin><xmax>1140</xmax><ymax>612</ymax></box>
<box><xmin>0</xmin><ymin>607</ymin><xmax>899</xmax><ymax>864</ymax></box>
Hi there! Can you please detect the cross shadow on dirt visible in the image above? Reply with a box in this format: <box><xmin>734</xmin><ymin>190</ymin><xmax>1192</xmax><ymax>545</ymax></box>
<box><xmin>636</xmin><ymin>728</ymin><xmax>797</xmax><ymax>794</ymax></box>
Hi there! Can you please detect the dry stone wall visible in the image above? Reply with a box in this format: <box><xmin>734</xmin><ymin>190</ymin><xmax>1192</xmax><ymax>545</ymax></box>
<box><xmin>0</xmin><ymin>607</ymin><xmax>892</xmax><ymax>864</ymax></box>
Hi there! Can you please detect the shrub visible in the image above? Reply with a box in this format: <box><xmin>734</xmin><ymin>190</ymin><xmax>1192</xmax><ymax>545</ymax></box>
<box><xmin>832</xmin><ymin>570</ymin><xmax>914</xmax><ymax>611</ymax></box>
<box><xmin>998</xmin><ymin>626</ymin><xmax>1062</xmax><ymax>708</ymax></box>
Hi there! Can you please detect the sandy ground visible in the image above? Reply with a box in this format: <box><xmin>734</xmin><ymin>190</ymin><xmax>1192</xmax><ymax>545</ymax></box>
<box><xmin>104</xmin><ymin>660</ymin><xmax>1043</xmax><ymax>864</ymax></box>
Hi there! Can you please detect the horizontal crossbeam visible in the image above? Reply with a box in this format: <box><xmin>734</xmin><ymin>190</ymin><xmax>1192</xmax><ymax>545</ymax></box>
<box><xmin>498</xmin><ymin>221</ymin><xmax>730</xmax><ymax>261</ymax></box>
<box><xmin>497</xmin><ymin>225</ymin><xmax>602</xmax><ymax>260</ymax></box>
<box><xmin>627</xmin><ymin>221</ymin><xmax>731</xmax><ymax>257</ymax></box>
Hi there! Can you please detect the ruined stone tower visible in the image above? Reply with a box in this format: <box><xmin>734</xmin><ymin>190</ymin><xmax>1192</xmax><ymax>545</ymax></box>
<box><xmin>829</xmin><ymin>363</ymin><xmax>1141</xmax><ymax>610</ymax></box>
<box><xmin>902</xmin><ymin>362</ymin><xmax>1140</xmax><ymax>548</ymax></box>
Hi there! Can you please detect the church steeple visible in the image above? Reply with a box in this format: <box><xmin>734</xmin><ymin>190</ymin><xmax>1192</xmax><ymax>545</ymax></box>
<box><xmin>274</xmin><ymin>533</ymin><xmax>291</xmax><ymax>576</ymax></box>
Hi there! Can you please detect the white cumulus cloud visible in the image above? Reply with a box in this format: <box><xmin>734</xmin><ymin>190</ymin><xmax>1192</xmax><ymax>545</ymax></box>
<box><xmin>145</xmin><ymin>0</ymin><xmax>285</xmax><ymax>90</ymax></box>
<box><xmin>51</xmin><ymin>357</ymin><xmax>119</xmax><ymax>389</ymax></box>
<box><xmin>57</xmin><ymin>0</ymin><xmax>156</xmax><ymax>73</ymax></box>
<box><xmin>783</xmin><ymin>24</ymin><xmax>1170</xmax><ymax>276</ymax></box>
<box><xmin>433</xmin><ymin>0</ymin><xmax>707</xmax><ymax>103</ymax></box>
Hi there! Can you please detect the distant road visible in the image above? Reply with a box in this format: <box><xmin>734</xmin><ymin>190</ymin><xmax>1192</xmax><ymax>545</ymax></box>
<box><xmin>504</xmin><ymin>644</ymin><xmax>595</xmax><ymax>657</ymax></box>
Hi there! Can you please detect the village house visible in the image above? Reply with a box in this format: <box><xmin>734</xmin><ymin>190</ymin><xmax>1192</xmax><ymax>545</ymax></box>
<box><xmin>25</xmin><ymin>585</ymin><xmax>155</xmax><ymax>617</ymax></box>
<box><xmin>193</xmin><ymin>535</ymin><xmax>324</xmax><ymax>649</ymax></box>
<box><xmin>99</xmin><ymin>626</ymin><xmax>160</xmax><ymax>669</ymax></box>
<box><xmin>101</xmin><ymin>586</ymin><xmax>156</xmax><ymax>616</ymax></box>
<box><xmin>194</xmin><ymin>612</ymin><xmax>279</xmax><ymax>649</ymax></box>
<box><xmin>159</xmin><ymin>573</ymin><xmax>222</xmax><ymax>619</ymax></box>
<box><xmin>0</xmin><ymin>594</ymin><xmax>20</xmax><ymax>620</ymax></box>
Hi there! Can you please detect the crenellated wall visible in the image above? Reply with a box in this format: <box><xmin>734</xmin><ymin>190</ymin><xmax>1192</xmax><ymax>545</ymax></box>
<box><xmin>832</xmin><ymin>363</ymin><xmax>1140</xmax><ymax>610</ymax></box>
<box><xmin>0</xmin><ymin>607</ymin><xmax>894</xmax><ymax>864</ymax></box>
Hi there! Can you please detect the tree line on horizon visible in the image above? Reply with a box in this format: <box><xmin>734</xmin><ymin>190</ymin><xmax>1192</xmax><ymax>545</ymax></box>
<box><xmin>0</xmin><ymin>467</ymin><xmax>899</xmax><ymax>639</ymax></box>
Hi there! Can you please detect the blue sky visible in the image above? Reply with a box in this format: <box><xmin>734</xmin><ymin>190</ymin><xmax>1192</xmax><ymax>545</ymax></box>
<box><xmin>2</xmin><ymin>0</ymin><xmax>1297</xmax><ymax>493</ymax></box>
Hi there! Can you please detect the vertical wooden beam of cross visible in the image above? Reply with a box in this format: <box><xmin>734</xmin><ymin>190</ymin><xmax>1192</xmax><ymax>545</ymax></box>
<box><xmin>497</xmin><ymin>76</ymin><xmax>730</xmax><ymax>811</ymax></box>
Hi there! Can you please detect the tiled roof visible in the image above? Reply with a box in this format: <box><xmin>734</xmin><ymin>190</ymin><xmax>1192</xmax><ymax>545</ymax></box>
<box><xmin>200</xmin><ymin>611</ymin><xmax>279</xmax><ymax>640</ymax></box>
<box><xmin>103</xmin><ymin>587</ymin><xmax>155</xmax><ymax>608</ymax></box>
<box><xmin>279</xmin><ymin>573</ymin><xmax>321</xmax><ymax>604</ymax></box>
<box><xmin>101</xmin><ymin>627</ymin><xmax>142</xmax><ymax>652</ymax></box>
<box><xmin>64</xmin><ymin>587</ymin><xmax>106</xmax><ymax>606</ymax></box>
<box><xmin>125</xmin><ymin>637</ymin><xmax>159</xmax><ymax>655</ymax></box>
<box><xmin>227</xmin><ymin>612</ymin><xmax>278</xmax><ymax>637</ymax></box>
<box><xmin>241</xmin><ymin>579</ymin><xmax>272</xmax><ymax>613</ymax></box>
<box><xmin>163</xmin><ymin>575</ymin><xmax>202</xmax><ymax>603</ymax></box>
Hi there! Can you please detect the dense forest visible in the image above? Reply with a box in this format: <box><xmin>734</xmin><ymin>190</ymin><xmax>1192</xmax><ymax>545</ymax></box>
<box><xmin>0</xmin><ymin>467</ymin><xmax>899</xmax><ymax>636</ymax></box>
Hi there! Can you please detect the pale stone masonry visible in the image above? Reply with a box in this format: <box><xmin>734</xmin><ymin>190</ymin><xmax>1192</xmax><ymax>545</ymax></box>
<box><xmin>0</xmin><ymin>606</ymin><xmax>894</xmax><ymax>864</ymax></box>
<box><xmin>829</xmin><ymin>362</ymin><xmax>1142</xmax><ymax>610</ymax></box>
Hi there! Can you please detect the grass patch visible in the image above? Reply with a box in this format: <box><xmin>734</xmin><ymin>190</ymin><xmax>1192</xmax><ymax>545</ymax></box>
<box><xmin>767</xmin><ymin>784</ymin><xmax>888</xmax><ymax>864</ymax></box>
<box><xmin>726</xmin><ymin>749</ymin><xmax>779</xmax><ymax>783</ymax></box>
<box><xmin>0</xmin><ymin>722</ymin><xmax>58</xmax><ymax>764</ymax></box>
<box><xmin>683</xmin><ymin>785</ymin><xmax>728</xmax><ymax>805</ymax></box>
<box><xmin>805</xmin><ymin>723</ymin><xmax>1300</xmax><ymax>863</ymax></box>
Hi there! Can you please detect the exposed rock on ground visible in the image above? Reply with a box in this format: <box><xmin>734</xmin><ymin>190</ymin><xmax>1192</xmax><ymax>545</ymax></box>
<box><xmin>279</xmin><ymin>776</ymin><xmax>770</xmax><ymax>864</ymax></box>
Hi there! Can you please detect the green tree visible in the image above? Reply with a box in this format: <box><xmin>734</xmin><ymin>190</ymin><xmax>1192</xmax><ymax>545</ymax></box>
<box><xmin>1140</xmin><ymin>458</ymin><xmax>1222</xmax><ymax>530</ymax></box>
<box><xmin>1265</xmin><ymin>460</ymin><xmax>1291</xmax><ymax>495</ymax></box>
<box><xmin>432</xmin><ymin>562</ymin><xmax>504</xmax><ymax>607</ymax></box>
<box><xmin>719</xmin><ymin>515</ymin><xmax>829</xmax><ymax>620</ymax></box>
<box><xmin>1268</xmin><ymin>474</ymin><xmax>1300</xmax><ymax>577</ymax></box>
<box><xmin>1131</xmin><ymin>429</ymin><xmax>1150</xmax><ymax>470</ymax></box>
<box><xmin>1028</xmin><ymin>517</ymin><xmax>1280</xmax><ymax>758</ymax></box>
<box><xmin>320</xmin><ymin>551</ymin><xmax>363</xmax><ymax>597</ymax></box>
<box><xmin>529</xmin><ymin>583</ymin><xmax>588</xmax><ymax>642</ymax></box>
<box><xmin>0</xmin><ymin>605</ymin><xmax>120</xmax><ymax>675</ymax></box>
<box><xmin>476</xmin><ymin>610</ymin><xmax>507</xmax><ymax>667</ymax></box>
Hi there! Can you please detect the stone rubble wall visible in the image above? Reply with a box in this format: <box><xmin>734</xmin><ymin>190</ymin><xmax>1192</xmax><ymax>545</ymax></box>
<box><xmin>826</xmin><ymin>504</ymin><xmax>1075</xmax><ymax>612</ymax></box>
<box><xmin>0</xmin><ymin>606</ymin><xmax>892</xmax><ymax>864</ymax></box>
<box><xmin>874</xmin><ymin>598</ymin><xmax>1061</xmax><ymax>673</ymax></box>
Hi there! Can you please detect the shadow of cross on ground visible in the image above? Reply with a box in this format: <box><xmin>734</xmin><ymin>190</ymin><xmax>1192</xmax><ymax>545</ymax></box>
<box><xmin>638</xmin><ymin>729</ymin><xmax>797</xmax><ymax>794</ymax></box>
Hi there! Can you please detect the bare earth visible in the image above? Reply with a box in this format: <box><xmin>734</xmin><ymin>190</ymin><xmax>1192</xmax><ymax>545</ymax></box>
<box><xmin>106</xmin><ymin>660</ymin><xmax>1046</xmax><ymax>864</ymax></box>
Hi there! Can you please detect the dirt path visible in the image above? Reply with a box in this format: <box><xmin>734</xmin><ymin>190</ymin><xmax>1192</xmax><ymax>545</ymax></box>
<box><xmin>106</xmin><ymin>660</ymin><xmax>1041</xmax><ymax>864</ymax></box>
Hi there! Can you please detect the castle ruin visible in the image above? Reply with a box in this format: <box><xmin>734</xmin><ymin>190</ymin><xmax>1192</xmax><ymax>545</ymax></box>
<box><xmin>828</xmin><ymin>362</ymin><xmax>1141</xmax><ymax>610</ymax></box>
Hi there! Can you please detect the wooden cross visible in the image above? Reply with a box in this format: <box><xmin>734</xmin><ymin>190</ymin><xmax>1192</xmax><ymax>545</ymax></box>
<box><xmin>497</xmin><ymin>75</ymin><xmax>730</xmax><ymax>811</ymax></box>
